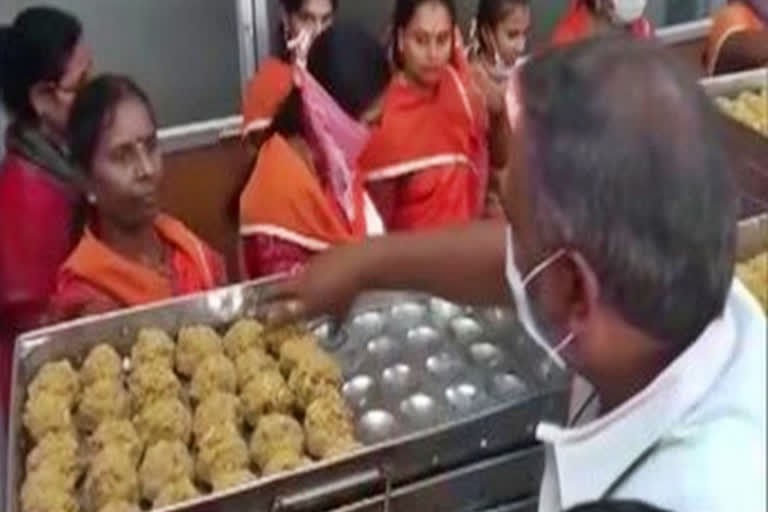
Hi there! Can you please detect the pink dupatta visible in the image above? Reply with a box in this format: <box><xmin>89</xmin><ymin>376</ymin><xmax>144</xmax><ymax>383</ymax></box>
<box><xmin>295</xmin><ymin>67</ymin><xmax>383</xmax><ymax>235</ymax></box>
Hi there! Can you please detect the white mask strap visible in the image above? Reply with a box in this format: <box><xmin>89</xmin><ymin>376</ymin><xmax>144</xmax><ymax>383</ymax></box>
<box><xmin>554</xmin><ymin>331</ymin><xmax>575</xmax><ymax>354</ymax></box>
<box><xmin>522</xmin><ymin>249</ymin><xmax>567</xmax><ymax>287</ymax></box>
<box><xmin>539</xmin><ymin>332</ymin><xmax>571</xmax><ymax>371</ymax></box>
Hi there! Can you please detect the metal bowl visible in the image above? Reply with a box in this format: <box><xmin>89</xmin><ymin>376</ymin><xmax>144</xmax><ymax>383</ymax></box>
<box><xmin>390</xmin><ymin>302</ymin><xmax>427</xmax><ymax>329</ymax></box>
<box><xmin>400</xmin><ymin>393</ymin><xmax>440</xmax><ymax>429</ymax></box>
<box><xmin>350</xmin><ymin>311</ymin><xmax>385</xmax><ymax>341</ymax></box>
<box><xmin>343</xmin><ymin>375</ymin><xmax>377</xmax><ymax>410</ymax></box>
<box><xmin>405</xmin><ymin>326</ymin><xmax>442</xmax><ymax>358</ymax></box>
<box><xmin>425</xmin><ymin>352</ymin><xmax>466</xmax><ymax>382</ymax></box>
<box><xmin>429</xmin><ymin>298</ymin><xmax>462</xmax><ymax>326</ymax></box>
<box><xmin>450</xmin><ymin>317</ymin><xmax>483</xmax><ymax>345</ymax></box>
<box><xmin>445</xmin><ymin>382</ymin><xmax>483</xmax><ymax>413</ymax></box>
<box><xmin>381</xmin><ymin>364</ymin><xmax>417</xmax><ymax>398</ymax></box>
<box><xmin>488</xmin><ymin>373</ymin><xmax>528</xmax><ymax>400</ymax></box>
<box><xmin>358</xmin><ymin>409</ymin><xmax>399</xmax><ymax>444</ymax></box>
<box><xmin>469</xmin><ymin>343</ymin><xmax>506</xmax><ymax>370</ymax></box>
<box><xmin>366</xmin><ymin>336</ymin><xmax>401</xmax><ymax>366</ymax></box>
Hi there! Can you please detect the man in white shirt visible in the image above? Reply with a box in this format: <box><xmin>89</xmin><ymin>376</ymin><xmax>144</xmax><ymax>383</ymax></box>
<box><xmin>271</xmin><ymin>37</ymin><xmax>767</xmax><ymax>511</ymax></box>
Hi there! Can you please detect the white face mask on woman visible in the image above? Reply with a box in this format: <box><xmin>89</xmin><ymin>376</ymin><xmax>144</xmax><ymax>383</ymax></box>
<box><xmin>505</xmin><ymin>227</ymin><xmax>574</xmax><ymax>370</ymax></box>
<box><xmin>286</xmin><ymin>28</ymin><xmax>315</xmax><ymax>68</ymax></box>
<box><xmin>611</xmin><ymin>0</ymin><xmax>648</xmax><ymax>24</ymax></box>
<box><xmin>482</xmin><ymin>28</ymin><xmax>525</xmax><ymax>82</ymax></box>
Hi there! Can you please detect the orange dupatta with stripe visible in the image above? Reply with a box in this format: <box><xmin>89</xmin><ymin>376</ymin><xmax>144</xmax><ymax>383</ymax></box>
<box><xmin>705</xmin><ymin>3</ymin><xmax>765</xmax><ymax>75</ymax></box>
<box><xmin>240</xmin><ymin>65</ymin><xmax>382</xmax><ymax>264</ymax></box>
<box><xmin>359</xmin><ymin>49</ymin><xmax>489</xmax><ymax>231</ymax></box>
<box><xmin>239</xmin><ymin>134</ymin><xmax>369</xmax><ymax>252</ymax></box>
<box><xmin>56</xmin><ymin>214</ymin><xmax>221</xmax><ymax>308</ymax></box>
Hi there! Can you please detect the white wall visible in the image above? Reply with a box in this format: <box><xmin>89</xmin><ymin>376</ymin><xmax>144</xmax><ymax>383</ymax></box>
<box><xmin>13</xmin><ymin>0</ymin><xmax>243</xmax><ymax>127</ymax></box>
<box><xmin>0</xmin><ymin>0</ymin><xmax>13</xmax><ymax>23</ymax></box>
<box><xmin>1</xmin><ymin>0</ymin><xmax>727</xmax><ymax>136</ymax></box>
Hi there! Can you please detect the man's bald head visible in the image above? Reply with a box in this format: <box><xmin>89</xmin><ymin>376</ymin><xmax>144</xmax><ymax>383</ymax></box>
<box><xmin>515</xmin><ymin>37</ymin><xmax>738</xmax><ymax>347</ymax></box>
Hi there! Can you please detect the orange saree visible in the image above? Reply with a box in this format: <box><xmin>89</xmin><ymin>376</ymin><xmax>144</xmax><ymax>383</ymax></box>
<box><xmin>50</xmin><ymin>214</ymin><xmax>226</xmax><ymax>320</ymax></box>
<box><xmin>359</xmin><ymin>54</ymin><xmax>489</xmax><ymax>231</ymax></box>
<box><xmin>705</xmin><ymin>2</ymin><xmax>766</xmax><ymax>75</ymax></box>
<box><xmin>241</xmin><ymin>57</ymin><xmax>294</xmax><ymax>138</ymax></box>
<box><xmin>239</xmin><ymin>134</ymin><xmax>379</xmax><ymax>278</ymax></box>
<box><xmin>239</xmin><ymin>66</ymin><xmax>384</xmax><ymax>279</ymax></box>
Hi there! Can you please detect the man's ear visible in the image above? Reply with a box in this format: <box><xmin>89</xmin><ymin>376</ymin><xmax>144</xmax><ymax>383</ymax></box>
<box><xmin>566</xmin><ymin>250</ymin><xmax>600</xmax><ymax>334</ymax></box>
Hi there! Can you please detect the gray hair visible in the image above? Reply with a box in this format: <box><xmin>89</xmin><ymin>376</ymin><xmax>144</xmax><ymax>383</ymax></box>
<box><xmin>518</xmin><ymin>37</ymin><xmax>738</xmax><ymax>348</ymax></box>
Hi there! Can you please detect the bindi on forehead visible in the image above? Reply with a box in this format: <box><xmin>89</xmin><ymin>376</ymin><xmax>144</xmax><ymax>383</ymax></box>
<box><xmin>408</xmin><ymin>3</ymin><xmax>452</xmax><ymax>34</ymax></box>
<box><xmin>103</xmin><ymin>99</ymin><xmax>155</xmax><ymax>150</ymax></box>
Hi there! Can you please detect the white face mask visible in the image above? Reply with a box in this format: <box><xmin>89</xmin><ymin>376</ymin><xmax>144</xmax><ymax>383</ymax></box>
<box><xmin>505</xmin><ymin>227</ymin><xmax>574</xmax><ymax>370</ymax></box>
<box><xmin>484</xmin><ymin>30</ymin><xmax>525</xmax><ymax>81</ymax></box>
<box><xmin>286</xmin><ymin>28</ymin><xmax>314</xmax><ymax>68</ymax></box>
<box><xmin>611</xmin><ymin>0</ymin><xmax>647</xmax><ymax>24</ymax></box>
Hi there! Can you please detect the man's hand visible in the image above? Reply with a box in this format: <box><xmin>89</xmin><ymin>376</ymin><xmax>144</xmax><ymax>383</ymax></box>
<box><xmin>265</xmin><ymin>221</ymin><xmax>509</xmax><ymax>325</ymax></box>
<box><xmin>265</xmin><ymin>243</ymin><xmax>372</xmax><ymax>325</ymax></box>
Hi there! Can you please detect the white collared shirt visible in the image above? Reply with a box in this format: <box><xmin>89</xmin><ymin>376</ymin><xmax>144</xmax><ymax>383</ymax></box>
<box><xmin>537</xmin><ymin>281</ymin><xmax>767</xmax><ymax>512</ymax></box>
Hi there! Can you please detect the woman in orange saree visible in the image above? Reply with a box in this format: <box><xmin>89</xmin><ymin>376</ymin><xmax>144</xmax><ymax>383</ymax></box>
<box><xmin>551</xmin><ymin>0</ymin><xmax>653</xmax><ymax>47</ymax></box>
<box><xmin>50</xmin><ymin>76</ymin><xmax>226</xmax><ymax>320</ymax></box>
<box><xmin>239</xmin><ymin>23</ymin><xmax>390</xmax><ymax>279</ymax></box>
<box><xmin>241</xmin><ymin>0</ymin><xmax>338</xmax><ymax>152</ymax></box>
<box><xmin>704</xmin><ymin>0</ymin><xmax>767</xmax><ymax>75</ymax></box>
<box><xmin>359</xmin><ymin>0</ymin><xmax>490</xmax><ymax>231</ymax></box>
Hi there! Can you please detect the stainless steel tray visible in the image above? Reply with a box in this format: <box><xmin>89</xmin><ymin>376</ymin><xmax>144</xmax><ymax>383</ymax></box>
<box><xmin>333</xmin><ymin>448</ymin><xmax>543</xmax><ymax>512</ymax></box>
<box><xmin>5</xmin><ymin>277</ymin><xmax>569</xmax><ymax>512</ymax></box>
<box><xmin>700</xmin><ymin>68</ymin><xmax>768</xmax><ymax>98</ymax></box>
